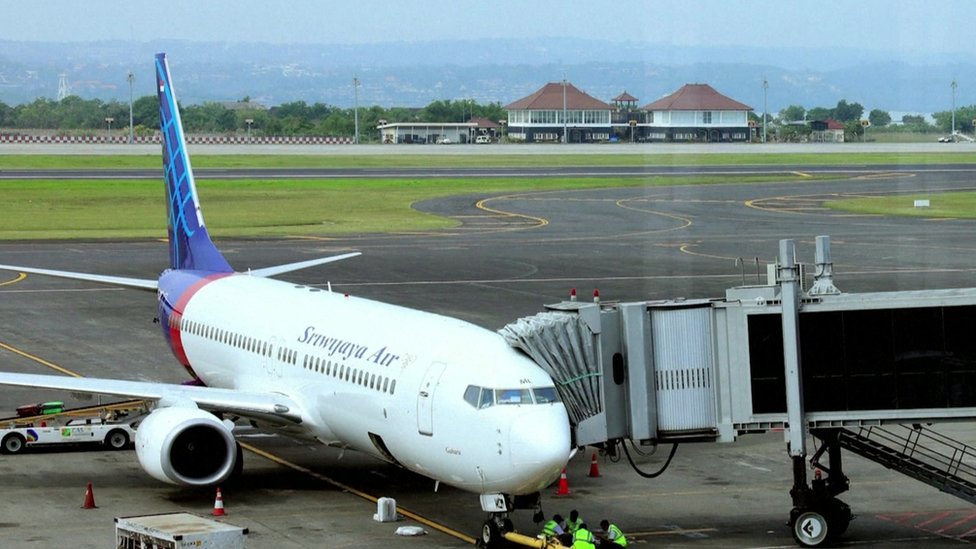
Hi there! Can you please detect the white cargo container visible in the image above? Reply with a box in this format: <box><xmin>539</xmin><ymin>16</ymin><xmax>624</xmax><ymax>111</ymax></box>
<box><xmin>115</xmin><ymin>512</ymin><xmax>248</xmax><ymax>549</ymax></box>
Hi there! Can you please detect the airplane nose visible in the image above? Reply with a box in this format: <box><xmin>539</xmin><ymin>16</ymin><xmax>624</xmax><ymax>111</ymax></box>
<box><xmin>509</xmin><ymin>405</ymin><xmax>571</xmax><ymax>489</ymax></box>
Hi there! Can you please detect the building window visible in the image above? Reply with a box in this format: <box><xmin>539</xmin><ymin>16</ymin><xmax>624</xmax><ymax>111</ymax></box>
<box><xmin>703</xmin><ymin>111</ymin><xmax>712</xmax><ymax>124</ymax></box>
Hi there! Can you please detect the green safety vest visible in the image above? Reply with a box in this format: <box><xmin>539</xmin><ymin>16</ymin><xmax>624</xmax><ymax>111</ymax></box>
<box><xmin>572</xmin><ymin>528</ymin><xmax>596</xmax><ymax>549</ymax></box>
<box><xmin>608</xmin><ymin>524</ymin><xmax>628</xmax><ymax>547</ymax></box>
<box><xmin>542</xmin><ymin>520</ymin><xmax>561</xmax><ymax>537</ymax></box>
<box><xmin>566</xmin><ymin>517</ymin><xmax>583</xmax><ymax>534</ymax></box>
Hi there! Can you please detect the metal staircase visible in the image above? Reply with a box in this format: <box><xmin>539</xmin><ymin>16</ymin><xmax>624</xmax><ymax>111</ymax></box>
<box><xmin>836</xmin><ymin>425</ymin><xmax>976</xmax><ymax>504</ymax></box>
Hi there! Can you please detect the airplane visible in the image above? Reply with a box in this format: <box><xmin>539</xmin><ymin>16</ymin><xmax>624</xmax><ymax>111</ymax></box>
<box><xmin>0</xmin><ymin>53</ymin><xmax>570</xmax><ymax>547</ymax></box>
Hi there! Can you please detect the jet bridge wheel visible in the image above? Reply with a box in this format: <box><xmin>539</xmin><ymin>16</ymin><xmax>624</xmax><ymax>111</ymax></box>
<box><xmin>790</xmin><ymin>499</ymin><xmax>852</xmax><ymax>547</ymax></box>
<box><xmin>791</xmin><ymin>508</ymin><xmax>829</xmax><ymax>547</ymax></box>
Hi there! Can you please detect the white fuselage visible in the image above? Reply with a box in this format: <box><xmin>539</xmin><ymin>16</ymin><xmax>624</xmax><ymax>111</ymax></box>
<box><xmin>171</xmin><ymin>273</ymin><xmax>570</xmax><ymax>495</ymax></box>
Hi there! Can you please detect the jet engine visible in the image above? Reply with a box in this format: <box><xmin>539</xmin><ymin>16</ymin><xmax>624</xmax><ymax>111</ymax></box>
<box><xmin>135</xmin><ymin>406</ymin><xmax>237</xmax><ymax>485</ymax></box>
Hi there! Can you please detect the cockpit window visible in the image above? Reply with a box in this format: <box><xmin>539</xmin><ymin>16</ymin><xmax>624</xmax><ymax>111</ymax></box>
<box><xmin>533</xmin><ymin>387</ymin><xmax>560</xmax><ymax>403</ymax></box>
<box><xmin>463</xmin><ymin>385</ymin><xmax>480</xmax><ymax>407</ymax></box>
<box><xmin>464</xmin><ymin>385</ymin><xmax>560</xmax><ymax>408</ymax></box>
<box><xmin>495</xmin><ymin>388</ymin><xmax>531</xmax><ymax>405</ymax></box>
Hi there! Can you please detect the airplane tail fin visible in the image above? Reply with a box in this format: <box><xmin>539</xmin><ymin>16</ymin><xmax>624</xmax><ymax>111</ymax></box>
<box><xmin>155</xmin><ymin>52</ymin><xmax>233</xmax><ymax>273</ymax></box>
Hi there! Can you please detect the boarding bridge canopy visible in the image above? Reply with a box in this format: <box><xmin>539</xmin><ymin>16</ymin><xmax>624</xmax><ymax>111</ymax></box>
<box><xmin>500</xmin><ymin>312</ymin><xmax>602</xmax><ymax>425</ymax></box>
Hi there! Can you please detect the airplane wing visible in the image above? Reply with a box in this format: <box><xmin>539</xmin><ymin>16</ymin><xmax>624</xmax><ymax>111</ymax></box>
<box><xmin>0</xmin><ymin>264</ymin><xmax>157</xmax><ymax>291</ymax></box>
<box><xmin>0</xmin><ymin>372</ymin><xmax>302</xmax><ymax>424</ymax></box>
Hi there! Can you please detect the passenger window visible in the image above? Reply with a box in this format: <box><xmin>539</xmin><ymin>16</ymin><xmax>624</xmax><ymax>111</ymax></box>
<box><xmin>463</xmin><ymin>385</ymin><xmax>480</xmax><ymax>407</ymax></box>
<box><xmin>533</xmin><ymin>387</ymin><xmax>560</xmax><ymax>403</ymax></box>
<box><xmin>495</xmin><ymin>388</ymin><xmax>531</xmax><ymax>405</ymax></box>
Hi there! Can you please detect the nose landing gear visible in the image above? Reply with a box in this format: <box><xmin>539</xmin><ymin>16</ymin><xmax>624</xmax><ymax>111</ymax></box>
<box><xmin>477</xmin><ymin>492</ymin><xmax>542</xmax><ymax>548</ymax></box>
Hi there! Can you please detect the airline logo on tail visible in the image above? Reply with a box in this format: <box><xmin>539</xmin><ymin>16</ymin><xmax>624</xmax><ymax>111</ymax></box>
<box><xmin>155</xmin><ymin>53</ymin><xmax>232</xmax><ymax>274</ymax></box>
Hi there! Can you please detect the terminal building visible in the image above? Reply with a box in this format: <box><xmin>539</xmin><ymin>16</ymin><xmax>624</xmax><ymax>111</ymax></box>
<box><xmin>638</xmin><ymin>83</ymin><xmax>753</xmax><ymax>142</ymax></box>
<box><xmin>504</xmin><ymin>82</ymin><xmax>614</xmax><ymax>143</ymax></box>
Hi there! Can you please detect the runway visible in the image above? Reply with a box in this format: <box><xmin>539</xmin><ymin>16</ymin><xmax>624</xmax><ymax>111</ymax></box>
<box><xmin>2</xmin><ymin>166</ymin><xmax>976</xmax><ymax>547</ymax></box>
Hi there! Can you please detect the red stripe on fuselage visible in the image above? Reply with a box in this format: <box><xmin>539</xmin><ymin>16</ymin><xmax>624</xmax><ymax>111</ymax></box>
<box><xmin>168</xmin><ymin>273</ymin><xmax>232</xmax><ymax>375</ymax></box>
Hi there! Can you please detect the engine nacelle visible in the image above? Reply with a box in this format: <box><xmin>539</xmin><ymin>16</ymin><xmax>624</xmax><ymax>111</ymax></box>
<box><xmin>135</xmin><ymin>406</ymin><xmax>237</xmax><ymax>486</ymax></box>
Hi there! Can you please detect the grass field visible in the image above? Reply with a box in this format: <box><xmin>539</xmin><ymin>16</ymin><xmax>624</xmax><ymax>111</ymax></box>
<box><xmin>0</xmin><ymin>174</ymin><xmax>811</xmax><ymax>239</ymax></box>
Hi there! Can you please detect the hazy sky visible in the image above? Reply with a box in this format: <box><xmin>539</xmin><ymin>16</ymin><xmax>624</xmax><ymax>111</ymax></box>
<box><xmin>2</xmin><ymin>0</ymin><xmax>974</xmax><ymax>56</ymax></box>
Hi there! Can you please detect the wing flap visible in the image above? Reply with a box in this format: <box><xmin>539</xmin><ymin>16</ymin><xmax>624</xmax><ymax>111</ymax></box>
<box><xmin>0</xmin><ymin>372</ymin><xmax>302</xmax><ymax>424</ymax></box>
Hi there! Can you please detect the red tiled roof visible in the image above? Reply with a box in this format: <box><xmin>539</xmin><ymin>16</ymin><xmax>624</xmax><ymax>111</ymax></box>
<box><xmin>468</xmin><ymin>117</ymin><xmax>501</xmax><ymax>129</ymax></box>
<box><xmin>505</xmin><ymin>82</ymin><xmax>613</xmax><ymax>110</ymax></box>
<box><xmin>825</xmin><ymin>118</ymin><xmax>845</xmax><ymax>130</ymax></box>
<box><xmin>613</xmin><ymin>91</ymin><xmax>638</xmax><ymax>102</ymax></box>
<box><xmin>642</xmin><ymin>84</ymin><xmax>752</xmax><ymax>111</ymax></box>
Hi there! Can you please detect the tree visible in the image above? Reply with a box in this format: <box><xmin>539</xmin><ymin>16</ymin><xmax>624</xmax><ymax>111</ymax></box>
<box><xmin>807</xmin><ymin>107</ymin><xmax>833</xmax><ymax>121</ymax></box>
<box><xmin>833</xmin><ymin>99</ymin><xmax>864</xmax><ymax>122</ymax></box>
<box><xmin>868</xmin><ymin>109</ymin><xmax>891</xmax><ymax>127</ymax></box>
<box><xmin>0</xmin><ymin>100</ymin><xmax>10</xmax><ymax>126</ymax></box>
<box><xmin>902</xmin><ymin>114</ymin><xmax>926</xmax><ymax>125</ymax></box>
<box><xmin>132</xmin><ymin>96</ymin><xmax>160</xmax><ymax>130</ymax></box>
<box><xmin>933</xmin><ymin>105</ymin><xmax>976</xmax><ymax>133</ymax></box>
<box><xmin>779</xmin><ymin>104</ymin><xmax>806</xmax><ymax>123</ymax></box>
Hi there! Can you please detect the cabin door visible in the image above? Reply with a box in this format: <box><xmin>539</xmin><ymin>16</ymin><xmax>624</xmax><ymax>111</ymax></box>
<box><xmin>417</xmin><ymin>362</ymin><xmax>447</xmax><ymax>436</ymax></box>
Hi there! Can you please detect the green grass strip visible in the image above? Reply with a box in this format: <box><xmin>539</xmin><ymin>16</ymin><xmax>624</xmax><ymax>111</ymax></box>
<box><xmin>2</xmin><ymin>151</ymin><xmax>976</xmax><ymax>169</ymax></box>
<box><xmin>826</xmin><ymin>191</ymin><xmax>976</xmax><ymax>219</ymax></box>
<box><xmin>0</xmin><ymin>174</ymin><xmax>815</xmax><ymax>240</ymax></box>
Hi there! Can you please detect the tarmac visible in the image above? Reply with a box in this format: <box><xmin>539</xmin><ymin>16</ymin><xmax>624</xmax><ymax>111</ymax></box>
<box><xmin>3</xmin><ymin>166</ymin><xmax>976</xmax><ymax>547</ymax></box>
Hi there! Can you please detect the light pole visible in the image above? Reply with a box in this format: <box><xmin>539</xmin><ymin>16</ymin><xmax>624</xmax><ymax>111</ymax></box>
<box><xmin>353</xmin><ymin>77</ymin><xmax>360</xmax><ymax>144</ymax></box>
<box><xmin>561</xmin><ymin>79</ymin><xmax>567</xmax><ymax>144</ymax></box>
<box><xmin>951</xmin><ymin>79</ymin><xmax>958</xmax><ymax>137</ymax></box>
<box><xmin>762</xmin><ymin>77</ymin><xmax>768</xmax><ymax>143</ymax></box>
<box><xmin>127</xmin><ymin>71</ymin><xmax>134</xmax><ymax>144</ymax></box>
<box><xmin>245</xmin><ymin>118</ymin><xmax>253</xmax><ymax>143</ymax></box>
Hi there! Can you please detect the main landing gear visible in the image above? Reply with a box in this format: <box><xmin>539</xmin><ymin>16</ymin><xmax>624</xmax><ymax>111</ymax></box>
<box><xmin>789</xmin><ymin>430</ymin><xmax>853</xmax><ymax>547</ymax></box>
<box><xmin>478</xmin><ymin>493</ymin><xmax>542</xmax><ymax>548</ymax></box>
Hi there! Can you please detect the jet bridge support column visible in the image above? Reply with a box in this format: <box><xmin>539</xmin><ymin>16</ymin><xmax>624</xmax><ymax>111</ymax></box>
<box><xmin>779</xmin><ymin>240</ymin><xmax>818</xmax><ymax>543</ymax></box>
<box><xmin>779</xmin><ymin>240</ymin><xmax>806</xmax><ymax>467</ymax></box>
<box><xmin>779</xmin><ymin>239</ymin><xmax>851</xmax><ymax>547</ymax></box>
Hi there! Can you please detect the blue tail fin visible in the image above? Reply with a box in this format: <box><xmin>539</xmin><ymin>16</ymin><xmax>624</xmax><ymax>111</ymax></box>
<box><xmin>155</xmin><ymin>53</ymin><xmax>233</xmax><ymax>273</ymax></box>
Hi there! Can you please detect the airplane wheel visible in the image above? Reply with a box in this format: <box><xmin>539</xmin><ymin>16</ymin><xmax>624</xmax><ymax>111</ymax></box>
<box><xmin>480</xmin><ymin>519</ymin><xmax>501</xmax><ymax>548</ymax></box>
<box><xmin>2</xmin><ymin>433</ymin><xmax>25</xmax><ymax>454</ymax></box>
<box><xmin>105</xmin><ymin>429</ymin><xmax>129</xmax><ymax>450</ymax></box>
<box><xmin>792</xmin><ymin>509</ymin><xmax>829</xmax><ymax>547</ymax></box>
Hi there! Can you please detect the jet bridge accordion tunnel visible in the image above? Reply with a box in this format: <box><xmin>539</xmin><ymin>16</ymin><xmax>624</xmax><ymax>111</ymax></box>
<box><xmin>500</xmin><ymin>238</ymin><xmax>976</xmax><ymax>450</ymax></box>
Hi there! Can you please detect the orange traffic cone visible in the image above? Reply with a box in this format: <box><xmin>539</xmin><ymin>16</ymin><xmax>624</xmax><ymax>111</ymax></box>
<box><xmin>212</xmin><ymin>487</ymin><xmax>226</xmax><ymax>516</ymax></box>
<box><xmin>554</xmin><ymin>468</ymin><xmax>571</xmax><ymax>496</ymax></box>
<box><xmin>82</xmin><ymin>481</ymin><xmax>97</xmax><ymax>509</ymax></box>
<box><xmin>588</xmin><ymin>453</ymin><xmax>601</xmax><ymax>478</ymax></box>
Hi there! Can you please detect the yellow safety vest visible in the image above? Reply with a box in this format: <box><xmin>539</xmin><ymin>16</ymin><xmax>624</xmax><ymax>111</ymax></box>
<box><xmin>542</xmin><ymin>520</ymin><xmax>561</xmax><ymax>537</ymax></box>
<box><xmin>566</xmin><ymin>517</ymin><xmax>583</xmax><ymax>534</ymax></box>
<box><xmin>608</xmin><ymin>524</ymin><xmax>628</xmax><ymax>546</ymax></box>
<box><xmin>572</xmin><ymin>528</ymin><xmax>596</xmax><ymax>549</ymax></box>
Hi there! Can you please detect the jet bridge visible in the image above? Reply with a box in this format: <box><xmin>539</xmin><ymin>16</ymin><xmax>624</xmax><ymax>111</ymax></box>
<box><xmin>501</xmin><ymin>235</ymin><xmax>976</xmax><ymax>547</ymax></box>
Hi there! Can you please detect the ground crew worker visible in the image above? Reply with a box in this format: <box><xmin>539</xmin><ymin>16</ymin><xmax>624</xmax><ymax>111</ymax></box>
<box><xmin>572</xmin><ymin>523</ymin><xmax>596</xmax><ymax>549</ymax></box>
<box><xmin>598</xmin><ymin>519</ymin><xmax>628</xmax><ymax>547</ymax></box>
<box><xmin>566</xmin><ymin>509</ymin><xmax>583</xmax><ymax>536</ymax></box>
<box><xmin>541</xmin><ymin>514</ymin><xmax>565</xmax><ymax>539</ymax></box>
